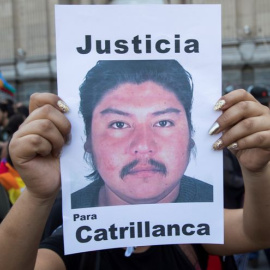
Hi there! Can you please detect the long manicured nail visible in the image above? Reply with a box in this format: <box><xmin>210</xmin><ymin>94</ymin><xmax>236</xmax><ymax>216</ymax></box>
<box><xmin>213</xmin><ymin>139</ymin><xmax>223</xmax><ymax>150</ymax></box>
<box><xmin>214</xmin><ymin>100</ymin><xmax>225</xmax><ymax>111</ymax></box>
<box><xmin>227</xmin><ymin>142</ymin><xmax>238</xmax><ymax>150</ymax></box>
<box><xmin>209</xmin><ymin>122</ymin><xmax>220</xmax><ymax>135</ymax></box>
<box><xmin>57</xmin><ymin>100</ymin><xmax>69</xmax><ymax>113</ymax></box>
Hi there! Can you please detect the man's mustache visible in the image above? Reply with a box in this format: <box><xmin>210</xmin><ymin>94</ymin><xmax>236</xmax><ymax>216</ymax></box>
<box><xmin>120</xmin><ymin>159</ymin><xmax>167</xmax><ymax>179</ymax></box>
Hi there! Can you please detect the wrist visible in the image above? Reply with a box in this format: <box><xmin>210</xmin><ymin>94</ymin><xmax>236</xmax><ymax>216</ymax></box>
<box><xmin>23</xmin><ymin>187</ymin><xmax>59</xmax><ymax>207</ymax></box>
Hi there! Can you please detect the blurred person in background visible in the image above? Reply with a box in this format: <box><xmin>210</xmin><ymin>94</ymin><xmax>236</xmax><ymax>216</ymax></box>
<box><xmin>0</xmin><ymin>113</ymin><xmax>25</xmax><ymax>158</ymax></box>
<box><xmin>0</xmin><ymin>103</ymin><xmax>12</xmax><ymax>131</ymax></box>
<box><xmin>0</xmin><ymin>100</ymin><xmax>27</xmax><ymax>220</ymax></box>
<box><xmin>14</xmin><ymin>102</ymin><xmax>29</xmax><ymax>119</ymax></box>
<box><xmin>0</xmin><ymin>102</ymin><xmax>14</xmax><ymax>155</ymax></box>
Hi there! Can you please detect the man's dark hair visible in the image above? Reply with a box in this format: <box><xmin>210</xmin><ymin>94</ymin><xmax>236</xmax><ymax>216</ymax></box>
<box><xmin>79</xmin><ymin>59</ymin><xmax>194</xmax><ymax>180</ymax></box>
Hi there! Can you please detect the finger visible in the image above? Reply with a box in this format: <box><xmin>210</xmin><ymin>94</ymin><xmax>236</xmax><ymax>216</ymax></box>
<box><xmin>29</xmin><ymin>93</ymin><xmax>69</xmax><ymax>114</ymax></box>
<box><xmin>214</xmin><ymin>89</ymin><xmax>259</xmax><ymax>111</ymax></box>
<box><xmin>12</xmin><ymin>135</ymin><xmax>53</xmax><ymax>161</ymax></box>
<box><xmin>229</xmin><ymin>131</ymin><xmax>270</xmax><ymax>172</ymax></box>
<box><xmin>21</xmin><ymin>104</ymin><xmax>71</xmax><ymax>140</ymax></box>
<box><xmin>209</xmin><ymin>101</ymin><xmax>269</xmax><ymax>135</ymax></box>
<box><xmin>213</xmin><ymin>129</ymin><xmax>270</xmax><ymax>151</ymax></box>
<box><xmin>233</xmin><ymin>130</ymin><xmax>270</xmax><ymax>151</ymax></box>
<box><xmin>15</xmin><ymin>119</ymin><xmax>65</xmax><ymax>157</ymax></box>
<box><xmin>220</xmin><ymin>114</ymin><xmax>270</xmax><ymax>147</ymax></box>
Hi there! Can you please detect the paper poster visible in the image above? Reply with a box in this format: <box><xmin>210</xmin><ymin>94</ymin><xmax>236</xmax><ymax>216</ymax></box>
<box><xmin>55</xmin><ymin>4</ymin><xmax>223</xmax><ymax>255</ymax></box>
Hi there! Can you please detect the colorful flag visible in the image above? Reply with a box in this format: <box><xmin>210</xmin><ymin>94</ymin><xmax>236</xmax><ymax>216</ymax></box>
<box><xmin>0</xmin><ymin>159</ymin><xmax>25</xmax><ymax>204</ymax></box>
<box><xmin>0</xmin><ymin>73</ymin><xmax>16</xmax><ymax>96</ymax></box>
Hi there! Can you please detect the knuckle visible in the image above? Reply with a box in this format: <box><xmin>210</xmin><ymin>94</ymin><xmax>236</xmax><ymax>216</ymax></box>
<box><xmin>262</xmin><ymin>105</ymin><xmax>270</xmax><ymax>114</ymax></box>
<box><xmin>239</xmin><ymin>137</ymin><xmax>248</xmax><ymax>148</ymax></box>
<box><xmin>238</xmin><ymin>89</ymin><xmax>246</xmax><ymax>94</ymax></box>
<box><xmin>256</xmin><ymin>133</ymin><xmax>267</xmax><ymax>145</ymax></box>
<box><xmin>237</xmin><ymin>100</ymin><xmax>249</xmax><ymax>111</ymax></box>
<box><xmin>241</xmin><ymin>118</ymin><xmax>254</xmax><ymax>131</ymax></box>
<box><xmin>237</xmin><ymin>89</ymin><xmax>249</xmax><ymax>99</ymax></box>
<box><xmin>30</xmin><ymin>92</ymin><xmax>40</xmax><ymax>102</ymax></box>
<box><xmin>29</xmin><ymin>135</ymin><xmax>43</xmax><ymax>148</ymax></box>
<box><xmin>39</xmin><ymin>119</ymin><xmax>54</xmax><ymax>131</ymax></box>
<box><xmin>40</xmin><ymin>104</ymin><xmax>54</xmax><ymax>116</ymax></box>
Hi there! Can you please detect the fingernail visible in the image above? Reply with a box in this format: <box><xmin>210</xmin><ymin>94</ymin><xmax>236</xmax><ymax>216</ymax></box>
<box><xmin>227</xmin><ymin>142</ymin><xmax>238</xmax><ymax>150</ymax></box>
<box><xmin>209</xmin><ymin>122</ymin><xmax>220</xmax><ymax>135</ymax></box>
<box><xmin>213</xmin><ymin>139</ymin><xmax>223</xmax><ymax>150</ymax></box>
<box><xmin>214</xmin><ymin>100</ymin><xmax>225</xmax><ymax>111</ymax></box>
<box><xmin>57</xmin><ymin>100</ymin><xmax>69</xmax><ymax>113</ymax></box>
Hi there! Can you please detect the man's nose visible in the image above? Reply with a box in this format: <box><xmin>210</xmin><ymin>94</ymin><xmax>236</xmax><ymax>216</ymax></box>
<box><xmin>129</xmin><ymin>125</ymin><xmax>157</xmax><ymax>155</ymax></box>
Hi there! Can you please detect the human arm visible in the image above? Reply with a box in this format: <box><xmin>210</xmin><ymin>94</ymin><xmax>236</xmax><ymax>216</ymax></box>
<box><xmin>0</xmin><ymin>93</ymin><xmax>70</xmax><ymax>269</ymax></box>
<box><xmin>204</xmin><ymin>89</ymin><xmax>270</xmax><ymax>255</ymax></box>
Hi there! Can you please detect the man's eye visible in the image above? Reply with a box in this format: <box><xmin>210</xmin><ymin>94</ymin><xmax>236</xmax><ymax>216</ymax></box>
<box><xmin>110</xmin><ymin>121</ymin><xmax>129</xmax><ymax>129</ymax></box>
<box><xmin>154</xmin><ymin>120</ymin><xmax>174</xmax><ymax>127</ymax></box>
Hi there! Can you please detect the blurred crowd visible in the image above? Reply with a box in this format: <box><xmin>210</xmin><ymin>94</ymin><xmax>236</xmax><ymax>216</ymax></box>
<box><xmin>0</xmin><ymin>98</ymin><xmax>29</xmax><ymax>158</ymax></box>
<box><xmin>0</xmin><ymin>98</ymin><xmax>29</xmax><ymax>222</ymax></box>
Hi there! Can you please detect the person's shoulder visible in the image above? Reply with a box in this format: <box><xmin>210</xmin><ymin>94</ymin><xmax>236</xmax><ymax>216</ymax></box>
<box><xmin>176</xmin><ymin>175</ymin><xmax>213</xmax><ymax>202</ymax></box>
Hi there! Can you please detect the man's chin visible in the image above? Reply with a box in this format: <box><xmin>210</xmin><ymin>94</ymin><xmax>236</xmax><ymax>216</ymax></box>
<box><xmin>122</xmin><ymin>171</ymin><xmax>166</xmax><ymax>183</ymax></box>
<box><xmin>121</xmin><ymin>191</ymin><xmax>175</xmax><ymax>205</ymax></box>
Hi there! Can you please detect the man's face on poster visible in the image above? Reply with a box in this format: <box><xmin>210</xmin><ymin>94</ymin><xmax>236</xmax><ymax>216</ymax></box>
<box><xmin>85</xmin><ymin>81</ymin><xmax>191</xmax><ymax>205</ymax></box>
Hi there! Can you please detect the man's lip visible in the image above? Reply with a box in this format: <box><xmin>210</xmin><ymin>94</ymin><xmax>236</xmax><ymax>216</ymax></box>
<box><xmin>128</xmin><ymin>167</ymin><xmax>162</xmax><ymax>175</ymax></box>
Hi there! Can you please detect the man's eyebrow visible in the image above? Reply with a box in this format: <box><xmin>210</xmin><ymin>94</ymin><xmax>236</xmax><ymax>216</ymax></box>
<box><xmin>100</xmin><ymin>108</ymin><xmax>130</xmax><ymax>116</ymax></box>
<box><xmin>152</xmin><ymin>108</ymin><xmax>181</xmax><ymax>116</ymax></box>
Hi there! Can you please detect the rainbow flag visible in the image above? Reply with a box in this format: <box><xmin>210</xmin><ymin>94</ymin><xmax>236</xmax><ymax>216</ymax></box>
<box><xmin>0</xmin><ymin>73</ymin><xmax>16</xmax><ymax>96</ymax></box>
<box><xmin>0</xmin><ymin>159</ymin><xmax>25</xmax><ymax>204</ymax></box>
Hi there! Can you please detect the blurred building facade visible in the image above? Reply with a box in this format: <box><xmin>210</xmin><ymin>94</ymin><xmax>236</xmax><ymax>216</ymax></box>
<box><xmin>0</xmin><ymin>0</ymin><xmax>269</xmax><ymax>102</ymax></box>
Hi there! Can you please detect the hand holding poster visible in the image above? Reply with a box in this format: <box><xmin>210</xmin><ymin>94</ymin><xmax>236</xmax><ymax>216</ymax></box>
<box><xmin>55</xmin><ymin>4</ymin><xmax>222</xmax><ymax>255</ymax></box>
